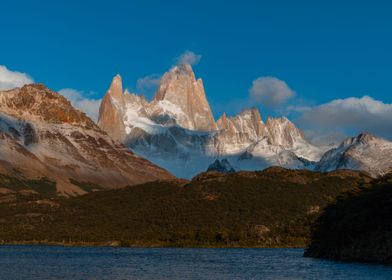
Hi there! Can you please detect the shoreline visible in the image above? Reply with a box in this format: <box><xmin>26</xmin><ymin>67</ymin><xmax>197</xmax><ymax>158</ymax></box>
<box><xmin>0</xmin><ymin>240</ymin><xmax>306</xmax><ymax>249</ymax></box>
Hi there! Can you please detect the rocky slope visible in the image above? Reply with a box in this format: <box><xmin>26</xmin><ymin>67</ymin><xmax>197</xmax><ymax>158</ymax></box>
<box><xmin>305</xmin><ymin>173</ymin><xmax>392</xmax><ymax>264</ymax></box>
<box><xmin>0</xmin><ymin>84</ymin><xmax>173</xmax><ymax>196</ymax></box>
<box><xmin>98</xmin><ymin>64</ymin><xmax>323</xmax><ymax>178</ymax></box>
<box><xmin>316</xmin><ymin>133</ymin><xmax>392</xmax><ymax>177</ymax></box>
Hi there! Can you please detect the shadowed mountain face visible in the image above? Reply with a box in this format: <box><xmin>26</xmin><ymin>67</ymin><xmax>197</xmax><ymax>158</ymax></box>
<box><xmin>97</xmin><ymin>64</ymin><xmax>322</xmax><ymax>178</ymax></box>
<box><xmin>305</xmin><ymin>173</ymin><xmax>392</xmax><ymax>264</ymax></box>
<box><xmin>0</xmin><ymin>167</ymin><xmax>371</xmax><ymax>247</ymax></box>
<box><xmin>207</xmin><ymin>159</ymin><xmax>235</xmax><ymax>173</ymax></box>
<box><xmin>0</xmin><ymin>84</ymin><xmax>174</xmax><ymax>196</ymax></box>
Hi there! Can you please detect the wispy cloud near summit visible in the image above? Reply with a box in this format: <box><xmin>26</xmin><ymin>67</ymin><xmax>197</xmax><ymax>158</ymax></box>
<box><xmin>176</xmin><ymin>50</ymin><xmax>202</xmax><ymax>66</ymax></box>
<box><xmin>0</xmin><ymin>65</ymin><xmax>34</xmax><ymax>90</ymax></box>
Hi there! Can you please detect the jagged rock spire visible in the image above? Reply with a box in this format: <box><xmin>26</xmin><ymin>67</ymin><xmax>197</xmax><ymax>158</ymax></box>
<box><xmin>108</xmin><ymin>74</ymin><xmax>123</xmax><ymax>101</ymax></box>
<box><xmin>154</xmin><ymin>64</ymin><xmax>217</xmax><ymax>131</ymax></box>
<box><xmin>98</xmin><ymin>74</ymin><xmax>126</xmax><ymax>141</ymax></box>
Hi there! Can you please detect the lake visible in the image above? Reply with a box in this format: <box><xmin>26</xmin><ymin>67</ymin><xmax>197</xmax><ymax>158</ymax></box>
<box><xmin>0</xmin><ymin>246</ymin><xmax>392</xmax><ymax>279</ymax></box>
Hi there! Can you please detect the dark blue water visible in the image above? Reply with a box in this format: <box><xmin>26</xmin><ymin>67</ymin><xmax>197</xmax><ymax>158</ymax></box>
<box><xmin>1</xmin><ymin>246</ymin><xmax>392</xmax><ymax>279</ymax></box>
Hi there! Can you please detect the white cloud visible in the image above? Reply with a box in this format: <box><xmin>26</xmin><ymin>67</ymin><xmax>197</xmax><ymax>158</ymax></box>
<box><xmin>0</xmin><ymin>65</ymin><xmax>34</xmax><ymax>90</ymax></box>
<box><xmin>249</xmin><ymin>77</ymin><xmax>295</xmax><ymax>107</ymax></box>
<box><xmin>177</xmin><ymin>50</ymin><xmax>202</xmax><ymax>66</ymax></box>
<box><xmin>59</xmin><ymin>88</ymin><xmax>101</xmax><ymax>122</ymax></box>
<box><xmin>136</xmin><ymin>74</ymin><xmax>161</xmax><ymax>98</ymax></box>
<box><xmin>299</xmin><ymin>96</ymin><xmax>392</xmax><ymax>140</ymax></box>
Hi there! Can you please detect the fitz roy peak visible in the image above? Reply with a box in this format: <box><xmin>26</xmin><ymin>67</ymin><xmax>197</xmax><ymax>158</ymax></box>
<box><xmin>154</xmin><ymin>64</ymin><xmax>217</xmax><ymax>131</ymax></box>
<box><xmin>98</xmin><ymin>64</ymin><xmax>323</xmax><ymax>178</ymax></box>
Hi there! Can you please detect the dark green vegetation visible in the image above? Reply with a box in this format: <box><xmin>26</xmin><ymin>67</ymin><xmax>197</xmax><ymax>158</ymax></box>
<box><xmin>69</xmin><ymin>179</ymin><xmax>104</xmax><ymax>193</ymax></box>
<box><xmin>305</xmin><ymin>173</ymin><xmax>392</xmax><ymax>263</ymax></box>
<box><xmin>0</xmin><ymin>174</ymin><xmax>57</xmax><ymax>198</ymax></box>
<box><xmin>0</xmin><ymin>167</ymin><xmax>371</xmax><ymax>247</ymax></box>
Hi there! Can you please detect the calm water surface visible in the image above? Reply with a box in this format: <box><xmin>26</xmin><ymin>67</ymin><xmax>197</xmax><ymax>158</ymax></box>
<box><xmin>0</xmin><ymin>246</ymin><xmax>392</xmax><ymax>279</ymax></box>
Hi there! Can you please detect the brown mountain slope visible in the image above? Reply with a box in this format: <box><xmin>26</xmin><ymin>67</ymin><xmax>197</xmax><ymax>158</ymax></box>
<box><xmin>0</xmin><ymin>84</ymin><xmax>174</xmax><ymax>196</ymax></box>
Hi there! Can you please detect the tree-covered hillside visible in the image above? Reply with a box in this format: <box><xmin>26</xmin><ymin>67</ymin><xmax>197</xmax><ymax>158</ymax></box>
<box><xmin>0</xmin><ymin>168</ymin><xmax>371</xmax><ymax>247</ymax></box>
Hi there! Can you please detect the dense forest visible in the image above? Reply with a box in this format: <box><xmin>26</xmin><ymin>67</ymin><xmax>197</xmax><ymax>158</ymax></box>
<box><xmin>305</xmin><ymin>173</ymin><xmax>392</xmax><ymax>263</ymax></box>
<box><xmin>0</xmin><ymin>168</ymin><xmax>371</xmax><ymax>247</ymax></box>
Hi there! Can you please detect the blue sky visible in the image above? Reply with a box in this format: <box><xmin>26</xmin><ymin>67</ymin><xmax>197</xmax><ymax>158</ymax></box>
<box><xmin>1</xmin><ymin>0</ymin><xmax>392</xmax><ymax>143</ymax></box>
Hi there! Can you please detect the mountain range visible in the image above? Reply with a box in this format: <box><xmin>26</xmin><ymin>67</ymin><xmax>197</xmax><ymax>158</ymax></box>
<box><xmin>97</xmin><ymin>64</ymin><xmax>392</xmax><ymax>178</ymax></box>
<box><xmin>0</xmin><ymin>63</ymin><xmax>390</xmax><ymax>197</ymax></box>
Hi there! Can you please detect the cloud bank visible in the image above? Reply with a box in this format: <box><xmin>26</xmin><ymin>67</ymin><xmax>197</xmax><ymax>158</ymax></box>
<box><xmin>59</xmin><ymin>88</ymin><xmax>101</xmax><ymax>122</ymax></box>
<box><xmin>0</xmin><ymin>65</ymin><xmax>34</xmax><ymax>90</ymax></box>
<box><xmin>299</xmin><ymin>96</ymin><xmax>392</xmax><ymax>140</ymax></box>
<box><xmin>249</xmin><ymin>77</ymin><xmax>295</xmax><ymax>107</ymax></box>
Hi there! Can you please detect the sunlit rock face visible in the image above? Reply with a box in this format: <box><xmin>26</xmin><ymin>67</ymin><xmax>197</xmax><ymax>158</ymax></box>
<box><xmin>154</xmin><ymin>64</ymin><xmax>217</xmax><ymax>131</ymax></box>
<box><xmin>98</xmin><ymin>64</ymin><xmax>323</xmax><ymax>178</ymax></box>
<box><xmin>98</xmin><ymin>74</ymin><xmax>126</xmax><ymax>142</ymax></box>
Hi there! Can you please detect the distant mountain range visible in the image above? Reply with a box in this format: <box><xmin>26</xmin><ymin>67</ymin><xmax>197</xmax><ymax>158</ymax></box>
<box><xmin>97</xmin><ymin>63</ymin><xmax>392</xmax><ymax>178</ymax></box>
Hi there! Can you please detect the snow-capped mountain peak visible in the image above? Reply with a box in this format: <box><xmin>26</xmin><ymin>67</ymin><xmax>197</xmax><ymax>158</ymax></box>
<box><xmin>316</xmin><ymin>133</ymin><xmax>392</xmax><ymax>177</ymax></box>
<box><xmin>98</xmin><ymin>66</ymin><xmax>323</xmax><ymax>178</ymax></box>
